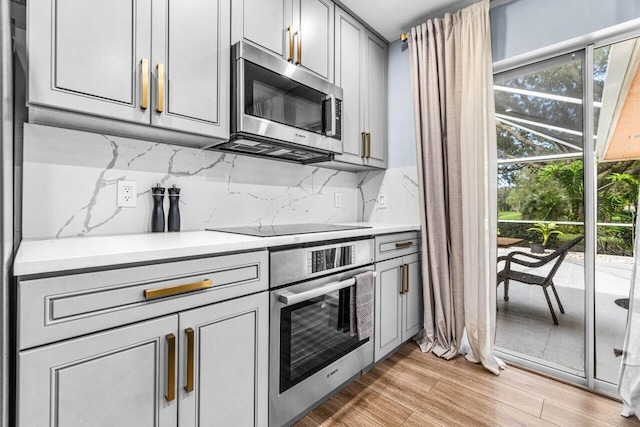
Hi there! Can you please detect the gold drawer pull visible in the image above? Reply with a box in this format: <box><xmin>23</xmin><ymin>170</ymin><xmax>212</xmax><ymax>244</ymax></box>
<box><xmin>144</xmin><ymin>279</ymin><xmax>212</xmax><ymax>299</ymax></box>
<box><xmin>185</xmin><ymin>328</ymin><xmax>195</xmax><ymax>392</ymax></box>
<box><xmin>166</xmin><ymin>333</ymin><xmax>176</xmax><ymax>402</ymax></box>
<box><xmin>361</xmin><ymin>132</ymin><xmax>367</xmax><ymax>158</ymax></box>
<box><xmin>395</xmin><ymin>241</ymin><xmax>413</xmax><ymax>249</ymax></box>
<box><xmin>366</xmin><ymin>132</ymin><xmax>371</xmax><ymax>158</ymax></box>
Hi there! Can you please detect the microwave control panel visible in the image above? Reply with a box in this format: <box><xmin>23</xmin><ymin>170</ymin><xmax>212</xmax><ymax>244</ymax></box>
<box><xmin>307</xmin><ymin>244</ymin><xmax>355</xmax><ymax>274</ymax></box>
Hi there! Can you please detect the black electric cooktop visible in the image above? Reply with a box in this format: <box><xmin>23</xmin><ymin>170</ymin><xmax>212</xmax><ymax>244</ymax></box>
<box><xmin>207</xmin><ymin>223</ymin><xmax>371</xmax><ymax>237</ymax></box>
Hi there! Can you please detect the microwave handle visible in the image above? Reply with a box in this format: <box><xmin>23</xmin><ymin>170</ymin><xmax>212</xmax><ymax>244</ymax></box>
<box><xmin>277</xmin><ymin>271</ymin><xmax>378</xmax><ymax>306</ymax></box>
<box><xmin>325</xmin><ymin>94</ymin><xmax>337</xmax><ymax>137</ymax></box>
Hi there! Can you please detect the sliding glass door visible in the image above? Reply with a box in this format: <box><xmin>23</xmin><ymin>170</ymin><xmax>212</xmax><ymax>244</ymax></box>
<box><xmin>494</xmin><ymin>52</ymin><xmax>587</xmax><ymax>377</ymax></box>
<box><xmin>494</xmin><ymin>36</ymin><xmax>640</xmax><ymax>396</ymax></box>
<box><xmin>593</xmin><ymin>39</ymin><xmax>640</xmax><ymax>388</ymax></box>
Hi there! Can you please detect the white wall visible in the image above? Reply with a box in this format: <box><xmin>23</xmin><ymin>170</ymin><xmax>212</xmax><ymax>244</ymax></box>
<box><xmin>491</xmin><ymin>0</ymin><xmax>640</xmax><ymax>62</ymax></box>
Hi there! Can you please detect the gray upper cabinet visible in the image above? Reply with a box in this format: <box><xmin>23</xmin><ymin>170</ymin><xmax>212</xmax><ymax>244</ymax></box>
<box><xmin>332</xmin><ymin>7</ymin><xmax>387</xmax><ymax>170</ymax></box>
<box><xmin>233</xmin><ymin>0</ymin><xmax>334</xmax><ymax>82</ymax></box>
<box><xmin>292</xmin><ymin>0</ymin><xmax>334</xmax><ymax>81</ymax></box>
<box><xmin>28</xmin><ymin>0</ymin><xmax>152</xmax><ymax>124</ymax></box>
<box><xmin>365</xmin><ymin>33</ymin><xmax>387</xmax><ymax>168</ymax></box>
<box><xmin>151</xmin><ymin>0</ymin><xmax>230</xmax><ymax>139</ymax></box>
<box><xmin>234</xmin><ymin>0</ymin><xmax>288</xmax><ymax>58</ymax></box>
<box><xmin>28</xmin><ymin>0</ymin><xmax>230</xmax><ymax>141</ymax></box>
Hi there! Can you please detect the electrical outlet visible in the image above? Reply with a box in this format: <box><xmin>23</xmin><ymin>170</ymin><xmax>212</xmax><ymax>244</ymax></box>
<box><xmin>117</xmin><ymin>180</ymin><xmax>137</xmax><ymax>208</ymax></box>
<box><xmin>378</xmin><ymin>194</ymin><xmax>387</xmax><ymax>209</ymax></box>
<box><xmin>334</xmin><ymin>192</ymin><xmax>342</xmax><ymax>208</ymax></box>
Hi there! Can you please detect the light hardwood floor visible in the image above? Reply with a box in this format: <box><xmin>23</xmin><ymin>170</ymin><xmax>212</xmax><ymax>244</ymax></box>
<box><xmin>295</xmin><ymin>343</ymin><xmax>640</xmax><ymax>427</ymax></box>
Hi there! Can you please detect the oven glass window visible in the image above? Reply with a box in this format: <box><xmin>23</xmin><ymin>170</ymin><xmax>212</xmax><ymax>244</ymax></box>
<box><xmin>279</xmin><ymin>288</ymin><xmax>367</xmax><ymax>393</ymax></box>
<box><xmin>244</xmin><ymin>61</ymin><xmax>328</xmax><ymax>134</ymax></box>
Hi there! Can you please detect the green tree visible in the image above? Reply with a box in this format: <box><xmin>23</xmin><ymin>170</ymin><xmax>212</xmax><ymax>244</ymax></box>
<box><xmin>506</xmin><ymin>165</ymin><xmax>569</xmax><ymax>220</ymax></box>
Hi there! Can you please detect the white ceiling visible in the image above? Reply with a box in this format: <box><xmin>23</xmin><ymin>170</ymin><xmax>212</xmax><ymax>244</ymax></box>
<box><xmin>338</xmin><ymin>0</ymin><xmax>478</xmax><ymax>42</ymax></box>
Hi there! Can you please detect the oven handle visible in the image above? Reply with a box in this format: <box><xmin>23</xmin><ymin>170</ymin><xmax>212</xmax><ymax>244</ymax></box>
<box><xmin>277</xmin><ymin>271</ymin><xmax>378</xmax><ymax>306</ymax></box>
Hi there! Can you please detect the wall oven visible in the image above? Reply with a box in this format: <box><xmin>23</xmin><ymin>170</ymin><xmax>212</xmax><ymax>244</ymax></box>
<box><xmin>269</xmin><ymin>238</ymin><xmax>375</xmax><ymax>426</ymax></box>
<box><xmin>220</xmin><ymin>41</ymin><xmax>343</xmax><ymax>164</ymax></box>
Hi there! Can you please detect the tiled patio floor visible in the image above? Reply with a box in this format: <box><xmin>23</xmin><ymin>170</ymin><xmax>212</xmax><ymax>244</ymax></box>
<box><xmin>496</xmin><ymin>248</ymin><xmax>632</xmax><ymax>384</ymax></box>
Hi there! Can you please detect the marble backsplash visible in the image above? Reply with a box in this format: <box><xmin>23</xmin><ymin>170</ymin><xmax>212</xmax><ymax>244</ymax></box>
<box><xmin>22</xmin><ymin>124</ymin><xmax>420</xmax><ymax>239</ymax></box>
<box><xmin>357</xmin><ymin>166</ymin><xmax>420</xmax><ymax>224</ymax></box>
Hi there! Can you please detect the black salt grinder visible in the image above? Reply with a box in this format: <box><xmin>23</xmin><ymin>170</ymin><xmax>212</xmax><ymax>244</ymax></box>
<box><xmin>151</xmin><ymin>184</ymin><xmax>165</xmax><ymax>232</ymax></box>
<box><xmin>168</xmin><ymin>184</ymin><xmax>181</xmax><ymax>232</ymax></box>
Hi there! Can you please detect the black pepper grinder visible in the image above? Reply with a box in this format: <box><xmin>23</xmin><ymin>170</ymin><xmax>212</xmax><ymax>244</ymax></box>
<box><xmin>151</xmin><ymin>184</ymin><xmax>165</xmax><ymax>232</ymax></box>
<box><xmin>168</xmin><ymin>184</ymin><xmax>181</xmax><ymax>232</ymax></box>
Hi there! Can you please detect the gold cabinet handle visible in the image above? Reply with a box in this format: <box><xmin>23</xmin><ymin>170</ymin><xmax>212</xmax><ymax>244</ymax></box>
<box><xmin>361</xmin><ymin>132</ymin><xmax>367</xmax><ymax>158</ymax></box>
<box><xmin>185</xmin><ymin>328</ymin><xmax>195</xmax><ymax>392</ymax></box>
<box><xmin>156</xmin><ymin>63</ymin><xmax>165</xmax><ymax>113</ymax></box>
<box><xmin>405</xmin><ymin>263</ymin><xmax>410</xmax><ymax>293</ymax></box>
<box><xmin>287</xmin><ymin>26</ymin><xmax>295</xmax><ymax>62</ymax></box>
<box><xmin>166</xmin><ymin>333</ymin><xmax>176</xmax><ymax>402</ymax></box>
<box><xmin>144</xmin><ymin>278</ymin><xmax>212</xmax><ymax>299</ymax></box>
<box><xmin>395</xmin><ymin>241</ymin><xmax>413</xmax><ymax>249</ymax></box>
<box><xmin>141</xmin><ymin>58</ymin><xmax>149</xmax><ymax>110</ymax></box>
<box><xmin>295</xmin><ymin>30</ymin><xmax>302</xmax><ymax>65</ymax></box>
<box><xmin>400</xmin><ymin>264</ymin><xmax>406</xmax><ymax>294</ymax></box>
<box><xmin>366</xmin><ymin>132</ymin><xmax>371</xmax><ymax>158</ymax></box>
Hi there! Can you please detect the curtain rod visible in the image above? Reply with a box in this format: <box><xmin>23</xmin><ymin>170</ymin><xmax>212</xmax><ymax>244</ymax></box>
<box><xmin>399</xmin><ymin>0</ymin><xmax>514</xmax><ymax>42</ymax></box>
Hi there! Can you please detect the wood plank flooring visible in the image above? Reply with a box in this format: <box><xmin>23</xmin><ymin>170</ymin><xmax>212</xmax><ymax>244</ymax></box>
<box><xmin>295</xmin><ymin>343</ymin><xmax>640</xmax><ymax>427</ymax></box>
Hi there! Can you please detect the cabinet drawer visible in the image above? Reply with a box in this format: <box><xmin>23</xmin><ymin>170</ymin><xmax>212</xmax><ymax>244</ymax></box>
<box><xmin>375</xmin><ymin>232</ymin><xmax>420</xmax><ymax>262</ymax></box>
<box><xmin>18</xmin><ymin>251</ymin><xmax>268</xmax><ymax>350</ymax></box>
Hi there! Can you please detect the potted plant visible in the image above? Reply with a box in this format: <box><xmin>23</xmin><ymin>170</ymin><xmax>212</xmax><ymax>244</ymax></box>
<box><xmin>527</xmin><ymin>222</ymin><xmax>563</xmax><ymax>253</ymax></box>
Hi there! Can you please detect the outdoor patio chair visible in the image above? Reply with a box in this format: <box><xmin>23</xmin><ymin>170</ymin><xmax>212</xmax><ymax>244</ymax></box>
<box><xmin>497</xmin><ymin>236</ymin><xmax>584</xmax><ymax>325</ymax></box>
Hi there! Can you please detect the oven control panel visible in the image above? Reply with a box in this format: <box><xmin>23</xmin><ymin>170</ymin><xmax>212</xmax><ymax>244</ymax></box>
<box><xmin>270</xmin><ymin>238</ymin><xmax>374</xmax><ymax>288</ymax></box>
<box><xmin>307</xmin><ymin>244</ymin><xmax>355</xmax><ymax>274</ymax></box>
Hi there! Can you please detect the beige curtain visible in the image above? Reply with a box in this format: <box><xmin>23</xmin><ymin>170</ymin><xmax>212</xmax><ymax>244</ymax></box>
<box><xmin>409</xmin><ymin>0</ymin><xmax>504</xmax><ymax>374</ymax></box>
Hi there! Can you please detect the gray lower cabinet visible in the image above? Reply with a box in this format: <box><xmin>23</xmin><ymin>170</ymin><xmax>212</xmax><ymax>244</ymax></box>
<box><xmin>331</xmin><ymin>7</ymin><xmax>387</xmax><ymax>170</ymax></box>
<box><xmin>18</xmin><ymin>314</ymin><xmax>179</xmax><ymax>426</ymax></box>
<box><xmin>178</xmin><ymin>293</ymin><xmax>269</xmax><ymax>426</ymax></box>
<box><xmin>374</xmin><ymin>233</ymin><xmax>423</xmax><ymax>362</ymax></box>
<box><xmin>16</xmin><ymin>251</ymin><xmax>269</xmax><ymax>426</ymax></box>
<box><xmin>28</xmin><ymin>0</ymin><xmax>230</xmax><ymax>141</ymax></box>
<box><xmin>18</xmin><ymin>292</ymin><xmax>268</xmax><ymax>427</ymax></box>
<box><xmin>232</xmin><ymin>0</ymin><xmax>334</xmax><ymax>81</ymax></box>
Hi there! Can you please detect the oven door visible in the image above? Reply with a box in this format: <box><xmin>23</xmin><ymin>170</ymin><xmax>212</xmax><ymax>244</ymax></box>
<box><xmin>269</xmin><ymin>266</ymin><xmax>374</xmax><ymax>427</ymax></box>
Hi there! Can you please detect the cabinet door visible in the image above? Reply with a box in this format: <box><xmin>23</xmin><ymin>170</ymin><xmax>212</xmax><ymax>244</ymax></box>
<box><xmin>233</xmin><ymin>0</ymin><xmax>290</xmax><ymax>59</ymax></box>
<box><xmin>374</xmin><ymin>258</ymin><xmax>403</xmax><ymax>362</ymax></box>
<box><xmin>292</xmin><ymin>0</ymin><xmax>334</xmax><ymax>81</ymax></box>
<box><xmin>178</xmin><ymin>292</ymin><xmax>269</xmax><ymax>426</ymax></box>
<box><xmin>151</xmin><ymin>0</ymin><xmax>230</xmax><ymax>139</ymax></box>
<box><xmin>334</xmin><ymin>7</ymin><xmax>365</xmax><ymax>164</ymax></box>
<box><xmin>18</xmin><ymin>315</ymin><xmax>178</xmax><ymax>427</ymax></box>
<box><xmin>365</xmin><ymin>32</ymin><xmax>388</xmax><ymax>169</ymax></box>
<box><xmin>28</xmin><ymin>0</ymin><xmax>152</xmax><ymax>124</ymax></box>
<box><xmin>402</xmin><ymin>253</ymin><xmax>424</xmax><ymax>341</ymax></box>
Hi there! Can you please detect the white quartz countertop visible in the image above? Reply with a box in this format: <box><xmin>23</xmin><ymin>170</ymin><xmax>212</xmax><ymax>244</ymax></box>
<box><xmin>14</xmin><ymin>223</ymin><xmax>420</xmax><ymax>276</ymax></box>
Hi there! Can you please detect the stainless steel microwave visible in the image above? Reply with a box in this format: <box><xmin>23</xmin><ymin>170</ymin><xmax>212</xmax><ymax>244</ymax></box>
<box><xmin>219</xmin><ymin>41</ymin><xmax>343</xmax><ymax>164</ymax></box>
